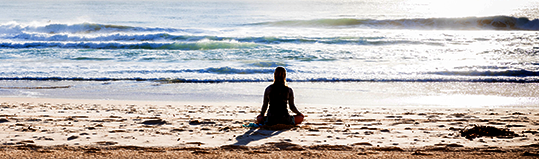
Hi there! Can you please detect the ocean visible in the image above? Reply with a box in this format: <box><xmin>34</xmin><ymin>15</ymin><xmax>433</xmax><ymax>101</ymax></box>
<box><xmin>0</xmin><ymin>0</ymin><xmax>538</xmax><ymax>107</ymax></box>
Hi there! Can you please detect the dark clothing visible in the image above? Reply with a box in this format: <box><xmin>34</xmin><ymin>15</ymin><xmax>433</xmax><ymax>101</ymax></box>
<box><xmin>265</xmin><ymin>84</ymin><xmax>293</xmax><ymax>125</ymax></box>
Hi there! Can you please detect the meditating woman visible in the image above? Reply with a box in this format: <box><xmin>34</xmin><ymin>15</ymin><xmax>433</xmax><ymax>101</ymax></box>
<box><xmin>258</xmin><ymin>67</ymin><xmax>303</xmax><ymax>126</ymax></box>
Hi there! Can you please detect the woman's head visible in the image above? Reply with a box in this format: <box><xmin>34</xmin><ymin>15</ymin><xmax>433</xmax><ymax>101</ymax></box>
<box><xmin>273</xmin><ymin>67</ymin><xmax>286</xmax><ymax>85</ymax></box>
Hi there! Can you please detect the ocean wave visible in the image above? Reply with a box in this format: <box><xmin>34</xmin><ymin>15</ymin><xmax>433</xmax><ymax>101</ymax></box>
<box><xmin>0</xmin><ymin>76</ymin><xmax>537</xmax><ymax>83</ymax></box>
<box><xmin>254</xmin><ymin>16</ymin><xmax>539</xmax><ymax>30</ymax></box>
<box><xmin>7</xmin><ymin>33</ymin><xmax>229</xmax><ymax>42</ymax></box>
<box><xmin>0</xmin><ymin>67</ymin><xmax>284</xmax><ymax>77</ymax></box>
<box><xmin>5</xmin><ymin>30</ymin><xmax>374</xmax><ymax>44</ymax></box>
<box><xmin>431</xmin><ymin>70</ymin><xmax>539</xmax><ymax>77</ymax></box>
<box><xmin>1</xmin><ymin>22</ymin><xmax>447</xmax><ymax>46</ymax></box>
<box><xmin>0</xmin><ymin>22</ymin><xmax>181</xmax><ymax>34</ymax></box>
<box><xmin>1</xmin><ymin>34</ymin><xmax>443</xmax><ymax>47</ymax></box>
<box><xmin>248</xmin><ymin>61</ymin><xmax>286</xmax><ymax>67</ymax></box>
<box><xmin>0</xmin><ymin>41</ymin><xmax>261</xmax><ymax>50</ymax></box>
<box><xmin>105</xmin><ymin>67</ymin><xmax>278</xmax><ymax>75</ymax></box>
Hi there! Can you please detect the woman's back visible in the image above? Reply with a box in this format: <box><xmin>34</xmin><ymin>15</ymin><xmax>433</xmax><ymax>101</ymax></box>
<box><xmin>268</xmin><ymin>84</ymin><xmax>290</xmax><ymax>118</ymax></box>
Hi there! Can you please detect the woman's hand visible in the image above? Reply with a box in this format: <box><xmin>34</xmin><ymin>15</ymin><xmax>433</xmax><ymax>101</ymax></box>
<box><xmin>256</xmin><ymin>114</ymin><xmax>264</xmax><ymax>124</ymax></box>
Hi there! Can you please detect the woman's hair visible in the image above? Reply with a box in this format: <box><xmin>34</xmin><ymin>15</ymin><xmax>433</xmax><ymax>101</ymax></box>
<box><xmin>273</xmin><ymin>67</ymin><xmax>287</xmax><ymax>85</ymax></box>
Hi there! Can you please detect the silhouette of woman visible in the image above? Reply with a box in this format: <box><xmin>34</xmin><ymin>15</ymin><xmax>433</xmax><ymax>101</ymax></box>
<box><xmin>258</xmin><ymin>67</ymin><xmax>303</xmax><ymax>125</ymax></box>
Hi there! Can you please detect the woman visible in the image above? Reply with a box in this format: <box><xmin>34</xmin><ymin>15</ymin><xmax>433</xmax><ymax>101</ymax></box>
<box><xmin>258</xmin><ymin>67</ymin><xmax>303</xmax><ymax>126</ymax></box>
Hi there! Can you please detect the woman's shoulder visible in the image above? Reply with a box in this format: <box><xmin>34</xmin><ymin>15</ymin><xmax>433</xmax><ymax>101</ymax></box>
<box><xmin>268</xmin><ymin>84</ymin><xmax>291</xmax><ymax>89</ymax></box>
<box><xmin>265</xmin><ymin>85</ymin><xmax>272</xmax><ymax>91</ymax></box>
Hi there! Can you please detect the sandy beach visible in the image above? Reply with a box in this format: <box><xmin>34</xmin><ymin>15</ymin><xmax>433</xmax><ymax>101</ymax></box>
<box><xmin>0</xmin><ymin>97</ymin><xmax>538</xmax><ymax>158</ymax></box>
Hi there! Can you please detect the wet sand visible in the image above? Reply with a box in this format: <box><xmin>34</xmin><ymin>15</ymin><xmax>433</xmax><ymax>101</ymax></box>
<box><xmin>1</xmin><ymin>146</ymin><xmax>539</xmax><ymax>159</ymax></box>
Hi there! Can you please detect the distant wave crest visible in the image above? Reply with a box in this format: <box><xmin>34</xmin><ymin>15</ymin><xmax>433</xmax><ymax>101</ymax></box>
<box><xmin>255</xmin><ymin>16</ymin><xmax>539</xmax><ymax>30</ymax></box>
<box><xmin>0</xmin><ymin>41</ymin><xmax>261</xmax><ymax>50</ymax></box>
<box><xmin>0</xmin><ymin>22</ymin><xmax>179</xmax><ymax>34</ymax></box>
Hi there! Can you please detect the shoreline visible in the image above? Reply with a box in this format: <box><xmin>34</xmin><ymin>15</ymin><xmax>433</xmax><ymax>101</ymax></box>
<box><xmin>1</xmin><ymin>81</ymin><xmax>538</xmax><ymax>108</ymax></box>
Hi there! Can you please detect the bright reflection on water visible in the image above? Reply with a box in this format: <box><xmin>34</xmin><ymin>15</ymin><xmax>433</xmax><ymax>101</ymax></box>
<box><xmin>404</xmin><ymin>95</ymin><xmax>539</xmax><ymax>107</ymax></box>
<box><xmin>402</xmin><ymin>0</ymin><xmax>537</xmax><ymax>18</ymax></box>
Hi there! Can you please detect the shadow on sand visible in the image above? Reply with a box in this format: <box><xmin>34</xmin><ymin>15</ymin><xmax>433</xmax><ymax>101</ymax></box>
<box><xmin>232</xmin><ymin>125</ymin><xmax>295</xmax><ymax>146</ymax></box>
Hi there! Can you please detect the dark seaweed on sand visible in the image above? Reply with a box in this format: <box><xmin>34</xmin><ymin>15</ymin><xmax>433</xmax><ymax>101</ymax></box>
<box><xmin>460</xmin><ymin>125</ymin><xmax>519</xmax><ymax>140</ymax></box>
<box><xmin>141</xmin><ymin>119</ymin><xmax>167</xmax><ymax>125</ymax></box>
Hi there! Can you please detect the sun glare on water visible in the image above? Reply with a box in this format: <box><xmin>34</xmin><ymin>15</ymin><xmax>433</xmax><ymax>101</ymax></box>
<box><xmin>405</xmin><ymin>95</ymin><xmax>539</xmax><ymax>107</ymax></box>
<box><xmin>406</xmin><ymin>0</ymin><xmax>534</xmax><ymax>18</ymax></box>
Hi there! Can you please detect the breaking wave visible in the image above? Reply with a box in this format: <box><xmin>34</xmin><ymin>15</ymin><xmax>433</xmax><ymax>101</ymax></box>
<box><xmin>103</xmin><ymin>67</ymin><xmax>279</xmax><ymax>75</ymax></box>
<box><xmin>0</xmin><ymin>22</ymin><xmax>180</xmax><ymax>34</ymax></box>
<box><xmin>0</xmin><ymin>41</ymin><xmax>261</xmax><ymax>50</ymax></box>
<box><xmin>1</xmin><ymin>67</ymin><xmax>538</xmax><ymax>83</ymax></box>
<box><xmin>255</xmin><ymin>16</ymin><xmax>539</xmax><ymax>30</ymax></box>
<box><xmin>431</xmin><ymin>70</ymin><xmax>539</xmax><ymax>77</ymax></box>
<box><xmin>1</xmin><ymin>76</ymin><xmax>538</xmax><ymax>83</ymax></box>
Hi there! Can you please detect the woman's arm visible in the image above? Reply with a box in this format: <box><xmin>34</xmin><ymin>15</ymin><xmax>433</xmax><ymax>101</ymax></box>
<box><xmin>288</xmin><ymin>88</ymin><xmax>302</xmax><ymax>115</ymax></box>
<box><xmin>260</xmin><ymin>86</ymin><xmax>270</xmax><ymax>116</ymax></box>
